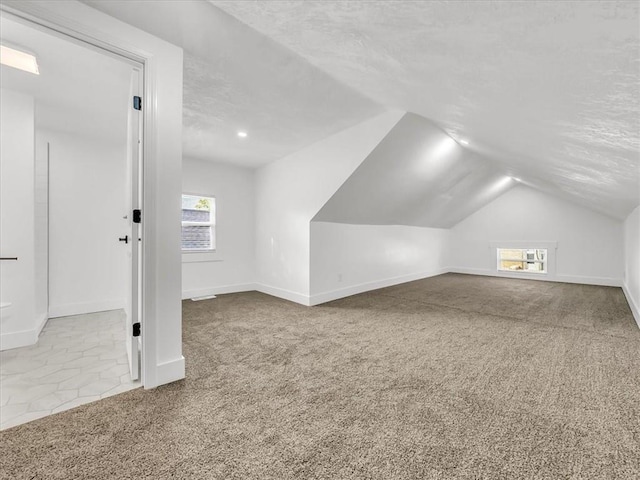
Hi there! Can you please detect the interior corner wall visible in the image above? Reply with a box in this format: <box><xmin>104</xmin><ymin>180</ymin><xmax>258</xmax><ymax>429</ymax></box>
<box><xmin>41</xmin><ymin>128</ymin><xmax>127</xmax><ymax>318</ymax></box>
<box><xmin>310</xmin><ymin>222</ymin><xmax>450</xmax><ymax>305</ymax></box>
<box><xmin>623</xmin><ymin>205</ymin><xmax>640</xmax><ymax>327</ymax></box>
<box><xmin>254</xmin><ymin>110</ymin><xmax>405</xmax><ymax>304</ymax></box>
<box><xmin>449</xmin><ymin>185</ymin><xmax>624</xmax><ymax>286</ymax></box>
<box><xmin>182</xmin><ymin>158</ymin><xmax>255</xmax><ymax>298</ymax></box>
<box><xmin>0</xmin><ymin>88</ymin><xmax>39</xmax><ymax>350</ymax></box>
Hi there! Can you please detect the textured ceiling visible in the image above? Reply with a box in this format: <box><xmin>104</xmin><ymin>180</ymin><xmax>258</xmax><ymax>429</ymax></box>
<box><xmin>0</xmin><ymin>15</ymin><xmax>131</xmax><ymax>143</ymax></box>
<box><xmin>314</xmin><ymin>113</ymin><xmax>515</xmax><ymax>228</ymax></box>
<box><xmin>213</xmin><ymin>0</ymin><xmax>640</xmax><ymax>219</ymax></box>
<box><xmin>84</xmin><ymin>0</ymin><xmax>383</xmax><ymax>168</ymax></box>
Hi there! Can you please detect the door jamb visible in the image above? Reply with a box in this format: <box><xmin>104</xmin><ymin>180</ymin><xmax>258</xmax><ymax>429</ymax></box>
<box><xmin>0</xmin><ymin>3</ymin><xmax>155</xmax><ymax>388</ymax></box>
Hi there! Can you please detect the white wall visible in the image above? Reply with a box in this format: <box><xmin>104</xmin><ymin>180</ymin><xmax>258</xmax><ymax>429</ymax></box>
<box><xmin>623</xmin><ymin>206</ymin><xmax>640</xmax><ymax>327</ymax></box>
<box><xmin>449</xmin><ymin>185</ymin><xmax>624</xmax><ymax>285</ymax></box>
<box><xmin>254</xmin><ymin>110</ymin><xmax>404</xmax><ymax>304</ymax></box>
<box><xmin>310</xmin><ymin>222</ymin><xmax>449</xmax><ymax>305</ymax></box>
<box><xmin>0</xmin><ymin>89</ymin><xmax>42</xmax><ymax>350</ymax></box>
<box><xmin>6</xmin><ymin>0</ymin><xmax>186</xmax><ymax>387</ymax></box>
<box><xmin>182</xmin><ymin>158</ymin><xmax>255</xmax><ymax>298</ymax></box>
<box><xmin>40</xmin><ymin>128</ymin><xmax>127</xmax><ymax>318</ymax></box>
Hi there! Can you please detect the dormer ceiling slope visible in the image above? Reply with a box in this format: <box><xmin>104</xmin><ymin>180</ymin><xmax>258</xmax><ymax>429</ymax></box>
<box><xmin>314</xmin><ymin>113</ymin><xmax>518</xmax><ymax>228</ymax></box>
<box><xmin>213</xmin><ymin>0</ymin><xmax>640</xmax><ymax>219</ymax></box>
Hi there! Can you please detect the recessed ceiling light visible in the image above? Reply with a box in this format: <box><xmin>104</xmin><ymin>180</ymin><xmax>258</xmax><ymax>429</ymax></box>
<box><xmin>0</xmin><ymin>44</ymin><xmax>39</xmax><ymax>75</ymax></box>
<box><xmin>237</xmin><ymin>131</ymin><xmax>248</xmax><ymax>138</ymax></box>
<box><xmin>459</xmin><ymin>139</ymin><xmax>469</xmax><ymax>146</ymax></box>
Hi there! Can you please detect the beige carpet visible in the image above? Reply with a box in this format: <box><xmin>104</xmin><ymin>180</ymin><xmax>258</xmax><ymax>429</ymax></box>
<box><xmin>1</xmin><ymin>273</ymin><xmax>639</xmax><ymax>479</ymax></box>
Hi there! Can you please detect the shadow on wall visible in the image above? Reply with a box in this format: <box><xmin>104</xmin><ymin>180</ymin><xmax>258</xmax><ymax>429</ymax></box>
<box><xmin>313</xmin><ymin>112</ymin><xmax>515</xmax><ymax>229</ymax></box>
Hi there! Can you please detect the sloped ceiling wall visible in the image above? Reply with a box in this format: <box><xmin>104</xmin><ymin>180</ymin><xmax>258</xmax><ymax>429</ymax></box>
<box><xmin>213</xmin><ymin>0</ymin><xmax>640</xmax><ymax>219</ymax></box>
<box><xmin>83</xmin><ymin>0</ymin><xmax>383</xmax><ymax>167</ymax></box>
<box><xmin>314</xmin><ymin>113</ymin><xmax>515</xmax><ymax>228</ymax></box>
<box><xmin>84</xmin><ymin>1</ymin><xmax>638</xmax><ymax>219</ymax></box>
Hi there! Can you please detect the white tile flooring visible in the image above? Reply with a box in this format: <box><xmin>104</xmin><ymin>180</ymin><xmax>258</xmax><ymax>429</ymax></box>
<box><xmin>0</xmin><ymin>310</ymin><xmax>139</xmax><ymax>430</ymax></box>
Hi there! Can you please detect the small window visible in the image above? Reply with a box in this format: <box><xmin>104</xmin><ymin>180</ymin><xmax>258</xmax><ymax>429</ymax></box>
<box><xmin>181</xmin><ymin>194</ymin><xmax>215</xmax><ymax>252</ymax></box>
<box><xmin>497</xmin><ymin>248</ymin><xmax>547</xmax><ymax>273</ymax></box>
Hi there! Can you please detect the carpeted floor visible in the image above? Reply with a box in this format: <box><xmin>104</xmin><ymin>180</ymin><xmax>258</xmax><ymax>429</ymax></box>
<box><xmin>1</xmin><ymin>273</ymin><xmax>639</xmax><ymax>479</ymax></box>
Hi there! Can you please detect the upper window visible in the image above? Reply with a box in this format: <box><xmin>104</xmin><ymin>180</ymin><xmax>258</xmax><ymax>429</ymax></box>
<box><xmin>181</xmin><ymin>194</ymin><xmax>215</xmax><ymax>252</ymax></box>
<box><xmin>497</xmin><ymin>248</ymin><xmax>547</xmax><ymax>274</ymax></box>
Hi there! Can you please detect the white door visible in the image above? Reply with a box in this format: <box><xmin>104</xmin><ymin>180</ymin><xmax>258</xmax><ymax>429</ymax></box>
<box><xmin>124</xmin><ymin>67</ymin><xmax>143</xmax><ymax>381</ymax></box>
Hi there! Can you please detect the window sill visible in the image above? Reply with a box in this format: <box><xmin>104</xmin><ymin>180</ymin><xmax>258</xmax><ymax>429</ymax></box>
<box><xmin>498</xmin><ymin>270</ymin><xmax>547</xmax><ymax>275</ymax></box>
<box><xmin>182</xmin><ymin>251</ymin><xmax>222</xmax><ymax>263</ymax></box>
<box><xmin>496</xmin><ymin>270</ymin><xmax>550</xmax><ymax>281</ymax></box>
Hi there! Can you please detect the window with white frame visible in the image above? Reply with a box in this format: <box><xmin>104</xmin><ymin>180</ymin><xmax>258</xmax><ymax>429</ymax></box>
<box><xmin>497</xmin><ymin>248</ymin><xmax>547</xmax><ymax>273</ymax></box>
<box><xmin>181</xmin><ymin>194</ymin><xmax>215</xmax><ymax>252</ymax></box>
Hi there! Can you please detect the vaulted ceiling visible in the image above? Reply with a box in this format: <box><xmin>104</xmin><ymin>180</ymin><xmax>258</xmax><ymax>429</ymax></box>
<box><xmin>213</xmin><ymin>0</ymin><xmax>640</xmax><ymax>219</ymax></box>
<box><xmin>84</xmin><ymin>0</ymin><xmax>383</xmax><ymax>168</ymax></box>
<box><xmin>84</xmin><ymin>0</ymin><xmax>639</xmax><ymax>220</ymax></box>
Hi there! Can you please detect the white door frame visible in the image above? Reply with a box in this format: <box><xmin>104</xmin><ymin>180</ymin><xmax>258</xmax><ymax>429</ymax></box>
<box><xmin>0</xmin><ymin>3</ymin><xmax>157</xmax><ymax>388</ymax></box>
<box><xmin>126</xmin><ymin>67</ymin><xmax>144</xmax><ymax>382</ymax></box>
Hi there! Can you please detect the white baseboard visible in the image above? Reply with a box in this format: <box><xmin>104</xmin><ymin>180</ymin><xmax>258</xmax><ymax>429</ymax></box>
<box><xmin>555</xmin><ymin>275</ymin><xmax>621</xmax><ymax>287</ymax></box>
<box><xmin>622</xmin><ymin>282</ymin><xmax>640</xmax><ymax>329</ymax></box>
<box><xmin>146</xmin><ymin>356</ymin><xmax>185</xmax><ymax>389</ymax></box>
<box><xmin>449</xmin><ymin>267</ymin><xmax>622</xmax><ymax>287</ymax></box>
<box><xmin>0</xmin><ymin>328</ymin><xmax>37</xmax><ymax>351</ymax></box>
<box><xmin>255</xmin><ymin>283</ymin><xmax>310</xmax><ymax>306</ymax></box>
<box><xmin>448</xmin><ymin>267</ymin><xmax>490</xmax><ymax>276</ymax></box>
<box><xmin>35</xmin><ymin>313</ymin><xmax>48</xmax><ymax>338</ymax></box>
<box><xmin>48</xmin><ymin>299</ymin><xmax>125</xmax><ymax>318</ymax></box>
<box><xmin>309</xmin><ymin>268</ymin><xmax>449</xmax><ymax>306</ymax></box>
<box><xmin>0</xmin><ymin>312</ymin><xmax>49</xmax><ymax>351</ymax></box>
<box><xmin>183</xmin><ymin>269</ymin><xmax>631</xmax><ymax>319</ymax></box>
<box><xmin>182</xmin><ymin>283</ymin><xmax>255</xmax><ymax>300</ymax></box>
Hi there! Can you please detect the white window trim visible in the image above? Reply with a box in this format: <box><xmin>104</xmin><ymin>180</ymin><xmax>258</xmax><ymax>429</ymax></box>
<box><xmin>489</xmin><ymin>241</ymin><xmax>558</xmax><ymax>279</ymax></box>
<box><xmin>181</xmin><ymin>193</ymin><xmax>217</xmax><ymax>257</ymax></box>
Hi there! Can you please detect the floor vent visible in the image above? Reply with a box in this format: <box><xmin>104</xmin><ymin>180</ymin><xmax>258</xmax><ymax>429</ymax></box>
<box><xmin>191</xmin><ymin>295</ymin><xmax>217</xmax><ymax>301</ymax></box>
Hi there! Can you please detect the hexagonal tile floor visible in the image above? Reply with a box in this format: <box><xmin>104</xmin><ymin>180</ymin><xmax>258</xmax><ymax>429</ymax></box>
<box><xmin>0</xmin><ymin>310</ymin><xmax>140</xmax><ymax>430</ymax></box>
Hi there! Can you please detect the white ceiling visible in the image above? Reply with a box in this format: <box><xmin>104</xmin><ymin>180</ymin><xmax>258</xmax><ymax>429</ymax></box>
<box><xmin>83</xmin><ymin>0</ymin><xmax>384</xmax><ymax>168</ymax></box>
<box><xmin>0</xmin><ymin>15</ymin><xmax>132</xmax><ymax>143</ymax></box>
<box><xmin>77</xmin><ymin>1</ymin><xmax>640</xmax><ymax>219</ymax></box>
<box><xmin>212</xmin><ymin>0</ymin><xmax>640</xmax><ymax>219</ymax></box>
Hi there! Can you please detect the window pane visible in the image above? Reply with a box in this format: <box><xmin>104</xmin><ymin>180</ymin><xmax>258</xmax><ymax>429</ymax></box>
<box><xmin>182</xmin><ymin>194</ymin><xmax>213</xmax><ymax>222</ymax></box>
<box><xmin>182</xmin><ymin>208</ymin><xmax>210</xmax><ymax>223</ymax></box>
<box><xmin>181</xmin><ymin>225</ymin><xmax>212</xmax><ymax>250</ymax></box>
<box><xmin>498</xmin><ymin>248</ymin><xmax>547</xmax><ymax>273</ymax></box>
<box><xmin>181</xmin><ymin>194</ymin><xmax>216</xmax><ymax>251</ymax></box>
<box><xmin>500</xmin><ymin>260</ymin><xmax>526</xmax><ymax>271</ymax></box>
<box><xmin>500</xmin><ymin>249</ymin><xmax>524</xmax><ymax>260</ymax></box>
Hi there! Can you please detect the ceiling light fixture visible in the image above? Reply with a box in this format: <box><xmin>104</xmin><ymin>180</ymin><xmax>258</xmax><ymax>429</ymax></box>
<box><xmin>512</xmin><ymin>177</ymin><xmax>522</xmax><ymax>182</ymax></box>
<box><xmin>432</xmin><ymin>137</ymin><xmax>457</xmax><ymax>159</ymax></box>
<box><xmin>237</xmin><ymin>131</ymin><xmax>248</xmax><ymax>138</ymax></box>
<box><xmin>459</xmin><ymin>139</ymin><xmax>469</xmax><ymax>146</ymax></box>
<box><xmin>0</xmin><ymin>44</ymin><xmax>39</xmax><ymax>75</ymax></box>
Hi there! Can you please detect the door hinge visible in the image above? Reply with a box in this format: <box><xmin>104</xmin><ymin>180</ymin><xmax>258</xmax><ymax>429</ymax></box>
<box><xmin>133</xmin><ymin>322</ymin><xmax>141</xmax><ymax>337</ymax></box>
<box><xmin>133</xmin><ymin>209</ymin><xmax>142</xmax><ymax>224</ymax></box>
<box><xmin>133</xmin><ymin>96</ymin><xmax>142</xmax><ymax>111</ymax></box>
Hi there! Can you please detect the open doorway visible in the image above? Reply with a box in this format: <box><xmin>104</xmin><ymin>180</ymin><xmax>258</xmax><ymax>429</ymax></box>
<box><xmin>0</xmin><ymin>13</ymin><xmax>143</xmax><ymax>429</ymax></box>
